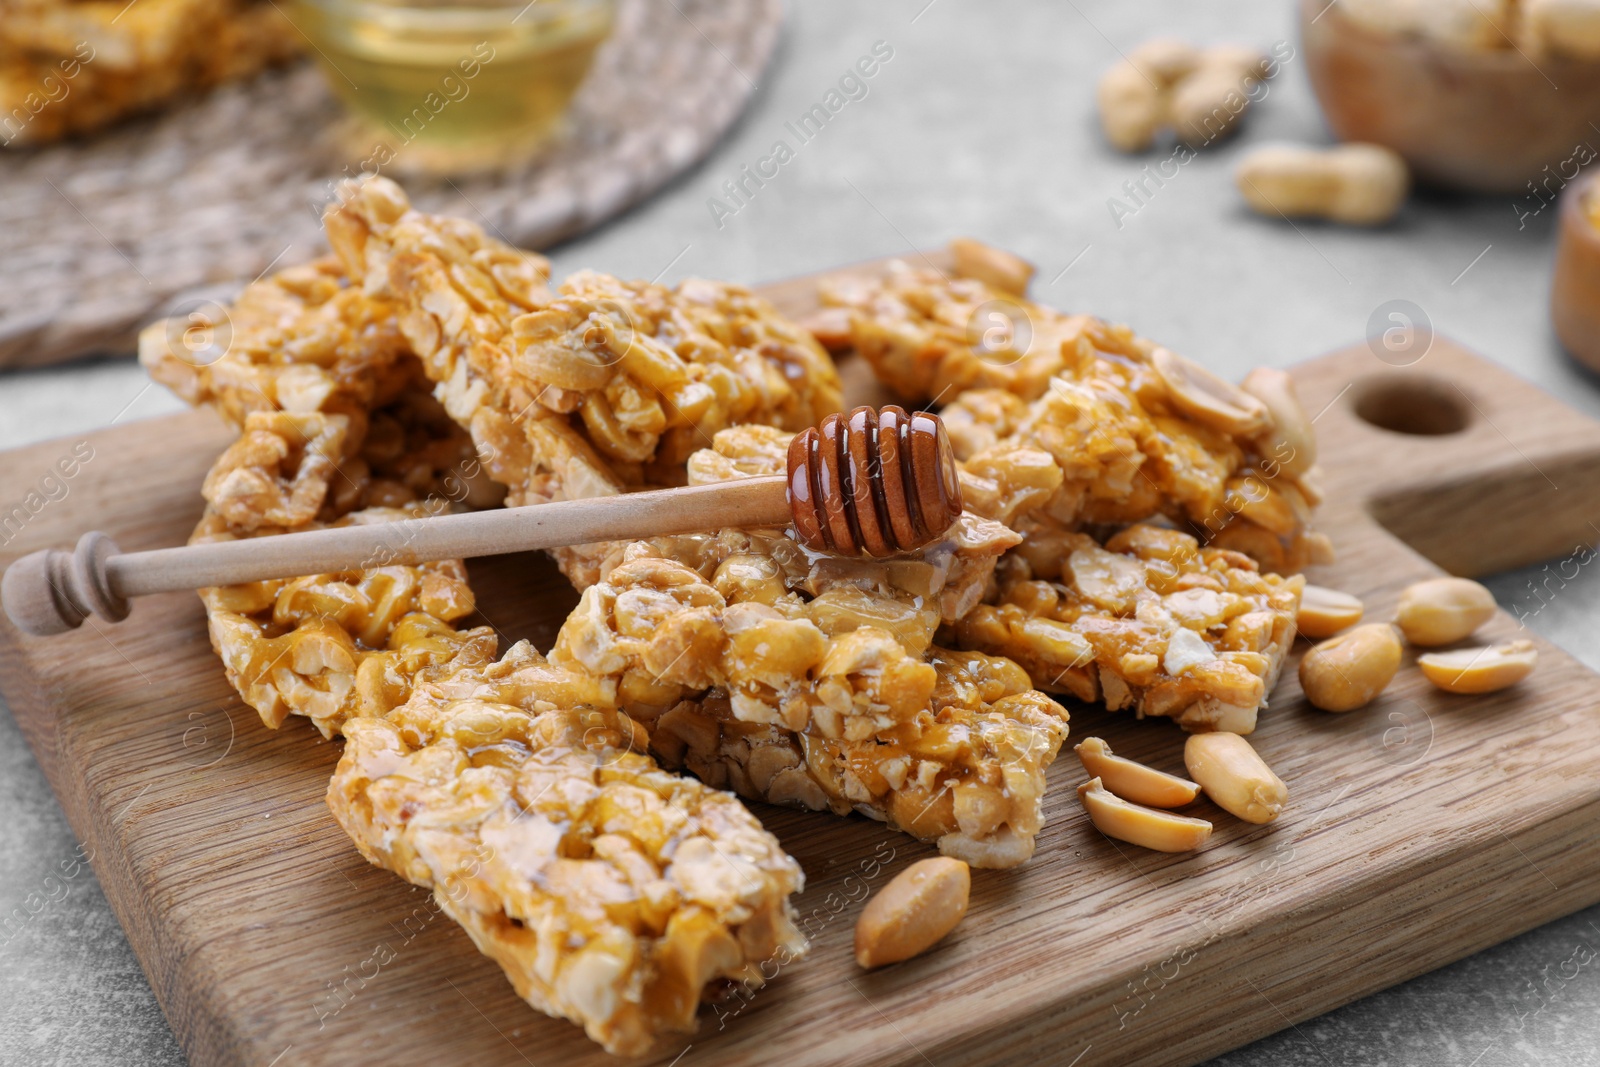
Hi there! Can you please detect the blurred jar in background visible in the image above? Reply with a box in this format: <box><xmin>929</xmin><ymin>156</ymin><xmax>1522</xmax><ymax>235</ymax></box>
<box><xmin>291</xmin><ymin>0</ymin><xmax>616</xmax><ymax>174</ymax></box>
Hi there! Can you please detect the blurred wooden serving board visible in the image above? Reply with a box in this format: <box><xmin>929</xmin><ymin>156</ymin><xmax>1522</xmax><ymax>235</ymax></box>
<box><xmin>3</xmin><ymin>255</ymin><xmax>1600</xmax><ymax>1067</ymax></box>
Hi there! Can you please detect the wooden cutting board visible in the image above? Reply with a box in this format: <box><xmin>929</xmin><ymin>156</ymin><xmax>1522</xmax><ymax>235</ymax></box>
<box><xmin>3</xmin><ymin>257</ymin><xmax>1600</xmax><ymax>1067</ymax></box>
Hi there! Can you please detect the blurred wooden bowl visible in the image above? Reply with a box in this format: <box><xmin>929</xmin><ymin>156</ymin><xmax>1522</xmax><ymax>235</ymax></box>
<box><xmin>1553</xmin><ymin>173</ymin><xmax>1600</xmax><ymax>372</ymax></box>
<box><xmin>1301</xmin><ymin>0</ymin><xmax>1600</xmax><ymax>193</ymax></box>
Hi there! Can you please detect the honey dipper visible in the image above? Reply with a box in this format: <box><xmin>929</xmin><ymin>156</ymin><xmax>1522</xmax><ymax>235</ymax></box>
<box><xmin>3</xmin><ymin>406</ymin><xmax>963</xmax><ymax>637</ymax></box>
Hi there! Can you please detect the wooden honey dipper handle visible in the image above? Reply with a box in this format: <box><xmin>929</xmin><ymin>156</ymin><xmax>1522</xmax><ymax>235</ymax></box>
<box><xmin>2</xmin><ymin>406</ymin><xmax>962</xmax><ymax>637</ymax></box>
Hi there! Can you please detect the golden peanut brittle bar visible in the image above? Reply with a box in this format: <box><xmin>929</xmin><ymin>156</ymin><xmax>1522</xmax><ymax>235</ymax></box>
<box><xmin>324</xmin><ymin>177</ymin><xmax>843</xmax><ymax>586</ymax></box>
<box><xmin>188</xmin><ymin>399</ymin><xmax>499</xmax><ymax>737</ymax></box>
<box><xmin>955</xmin><ymin>523</ymin><xmax>1303</xmax><ymax>734</ymax></box>
<box><xmin>328</xmin><ymin>640</ymin><xmax>805</xmax><ymax>1057</ymax></box>
<box><xmin>141</xmin><ymin>258</ymin><xmax>420</xmax><ymax>431</ymax></box>
<box><xmin>541</xmin><ymin>530</ymin><xmax>1068</xmax><ymax>869</ymax></box>
<box><xmin>813</xmin><ymin>262</ymin><xmax>1331</xmax><ymax>574</ymax></box>
<box><xmin>0</xmin><ymin>0</ymin><xmax>298</xmax><ymax>145</ymax></box>
<box><xmin>810</xmin><ymin>258</ymin><xmax>1091</xmax><ymax>401</ymax></box>
<box><xmin>646</xmin><ymin>648</ymin><xmax>1069</xmax><ymax>869</ymax></box>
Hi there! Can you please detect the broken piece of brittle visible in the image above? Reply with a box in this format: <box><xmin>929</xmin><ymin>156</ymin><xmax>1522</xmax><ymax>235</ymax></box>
<box><xmin>327</xmin><ymin>640</ymin><xmax>806</xmax><ymax>1057</ymax></box>
<box><xmin>0</xmin><ymin>0</ymin><xmax>298</xmax><ymax>145</ymax></box>
<box><xmin>811</xmin><ymin>258</ymin><xmax>1090</xmax><ymax>401</ymax></box>
<box><xmin>187</xmin><ymin>389</ymin><xmax>499</xmax><ymax>737</ymax></box>
<box><xmin>642</xmin><ymin>647</ymin><xmax>1070</xmax><ymax>869</ymax></box>
<box><xmin>324</xmin><ymin>176</ymin><xmax>843</xmax><ymax>586</ymax></box>
<box><xmin>540</xmin><ymin>540</ymin><xmax>1069</xmax><ymax>867</ymax></box>
<box><xmin>139</xmin><ymin>257</ymin><xmax>420</xmax><ymax>431</ymax></box>
<box><xmin>955</xmin><ymin>523</ymin><xmax>1303</xmax><ymax>734</ymax></box>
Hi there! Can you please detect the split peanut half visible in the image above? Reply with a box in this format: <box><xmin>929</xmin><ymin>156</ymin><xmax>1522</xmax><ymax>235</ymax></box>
<box><xmin>1418</xmin><ymin>640</ymin><xmax>1538</xmax><ymax>694</ymax></box>
<box><xmin>1296</xmin><ymin>584</ymin><xmax>1364</xmax><ymax>639</ymax></box>
<box><xmin>1241</xmin><ymin>366</ymin><xmax>1317</xmax><ymax>476</ymax></box>
<box><xmin>1074</xmin><ymin>736</ymin><xmax>1201</xmax><ymax>809</ymax></box>
<box><xmin>1077</xmin><ymin>777</ymin><xmax>1213</xmax><ymax>852</ymax></box>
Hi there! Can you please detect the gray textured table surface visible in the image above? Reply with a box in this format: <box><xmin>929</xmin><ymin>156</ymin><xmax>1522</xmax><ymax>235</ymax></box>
<box><xmin>3</xmin><ymin>2</ymin><xmax>1598</xmax><ymax>1065</ymax></box>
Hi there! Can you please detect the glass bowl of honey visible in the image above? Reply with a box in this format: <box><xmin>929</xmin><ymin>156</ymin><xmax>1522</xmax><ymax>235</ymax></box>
<box><xmin>291</xmin><ymin>0</ymin><xmax>616</xmax><ymax>173</ymax></box>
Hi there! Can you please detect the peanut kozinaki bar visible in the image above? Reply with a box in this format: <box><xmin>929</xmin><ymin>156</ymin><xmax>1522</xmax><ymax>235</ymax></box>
<box><xmin>0</xmin><ymin>0</ymin><xmax>298</xmax><ymax>145</ymax></box>
<box><xmin>810</xmin><ymin>260</ymin><xmax>1331</xmax><ymax>575</ymax></box>
<box><xmin>323</xmin><ymin>176</ymin><xmax>844</xmax><ymax>587</ymax></box>
<box><xmin>542</xmin><ymin>423</ymin><xmax>1071</xmax><ymax>868</ymax></box>
<box><xmin>151</xmin><ymin>267</ymin><xmax>806</xmax><ymax>1057</ymax></box>
<box><xmin>802</xmin><ymin>260</ymin><xmax>1313</xmax><ymax>729</ymax></box>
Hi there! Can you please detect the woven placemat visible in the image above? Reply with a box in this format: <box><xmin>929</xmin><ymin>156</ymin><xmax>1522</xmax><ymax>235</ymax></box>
<box><xmin>0</xmin><ymin>0</ymin><xmax>781</xmax><ymax>370</ymax></box>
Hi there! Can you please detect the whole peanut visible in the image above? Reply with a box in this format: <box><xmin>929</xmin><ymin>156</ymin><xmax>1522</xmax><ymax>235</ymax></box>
<box><xmin>855</xmin><ymin>857</ymin><xmax>970</xmax><ymax>969</ymax></box>
<box><xmin>1299</xmin><ymin>622</ymin><xmax>1403</xmax><ymax>711</ymax></box>
<box><xmin>1395</xmin><ymin>577</ymin><xmax>1496</xmax><ymax>646</ymax></box>
<box><xmin>1236</xmin><ymin>143</ymin><xmax>1409</xmax><ymax>225</ymax></box>
<box><xmin>1183</xmin><ymin>732</ymin><xmax>1287</xmax><ymax>824</ymax></box>
<box><xmin>1097</xmin><ymin>59</ymin><xmax>1165</xmax><ymax>152</ymax></box>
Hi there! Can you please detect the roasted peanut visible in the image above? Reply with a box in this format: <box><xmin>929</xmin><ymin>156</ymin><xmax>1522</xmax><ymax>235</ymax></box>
<box><xmin>1074</xmin><ymin>737</ymin><xmax>1201</xmax><ymax>809</ymax></box>
<box><xmin>1098</xmin><ymin>41</ymin><xmax>1268</xmax><ymax>153</ymax></box>
<box><xmin>1521</xmin><ymin>0</ymin><xmax>1600</xmax><ymax>60</ymax></box>
<box><xmin>1171</xmin><ymin>48</ymin><xmax>1268</xmax><ymax>148</ymax></box>
<box><xmin>854</xmin><ymin>857</ymin><xmax>970</xmax><ymax>969</ymax></box>
<box><xmin>1395</xmin><ymin>577</ymin><xmax>1496</xmax><ymax>646</ymax></box>
<box><xmin>1418</xmin><ymin>640</ymin><xmax>1538</xmax><ymax>694</ymax></box>
<box><xmin>1236</xmin><ymin>143</ymin><xmax>1409</xmax><ymax>226</ymax></box>
<box><xmin>949</xmin><ymin>238</ymin><xmax>1034</xmax><ymax>297</ymax></box>
<box><xmin>1128</xmin><ymin>37</ymin><xmax>1201</xmax><ymax>83</ymax></box>
<box><xmin>1097</xmin><ymin>59</ymin><xmax>1166</xmax><ymax>152</ymax></box>
<box><xmin>1152</xmin><ymin>347</ymin><xmax>1270</xmax><ymax>436</ymax></box>
<box><xmin>1299</xmin><ymin>622</ymin><xmax>1402</xmax><ymax>711</ymax></box>
<box><xmin>1342</xmin><ymin>0</ymin><xmax>1517</xmax><ymax>50</ymax></box>
<box><xmin>1077</xmin><ymin>777</ymin><xmax>1213</xmax><ymax>852</ymax></box>
<box><xmin>1296</xmin><ymin>585</ymin><xmax>1364</xmax><ymax>639</ymax></box>
<box><xmin>1182</xmin><ymin>732</ymin><xmax>1287</xmax><ymax>824</ymax></box>
<box><xmin>1241</xmin><ymin>366</ymin><xmax>1317</xmax><ymax>475</ymax></box>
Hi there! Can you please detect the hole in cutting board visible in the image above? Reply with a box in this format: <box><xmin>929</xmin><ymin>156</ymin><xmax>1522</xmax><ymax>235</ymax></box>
<box><xmin>1351</xmin><ymin>376</ymin><xmax>1471</xmax><ymax>436</ymax></box>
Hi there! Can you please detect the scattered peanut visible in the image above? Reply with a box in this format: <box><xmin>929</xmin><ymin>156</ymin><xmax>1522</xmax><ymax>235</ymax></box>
<box><xmin>1097</xmin><ymin>59</ymin><xmax>1166</xmax><ymax>152</ymax></box>
<box><xmin>1418</xmin><ymin>640</ymin><xmax>1538</xmax><ymax>694</ymax></box>
<box><xmin>1296</xmin><ymin>585</ymin><xmax>1365</xmax><ymax>639</ymax></box>
<box><xmin>1074</xmin><ymin>737</ymin><xmax>1201</xmax><ymax>809</ymax></box>
<box><xmin>1236</xmin><ymin>143</ymin><xmax>1410</xmax><ymax>226</ymax></box>
<box><xmin>1395</xmin><ymin>577</ymin><xmax>1496</xmax><ymax>646</ymax></box>
<box><xmin>1097</xmin><ymin>40</ymin><xmax>1271</xmax><ymax>153</ymax></box>
<box><xmin>1182</xmin><ymin>732</ymin><xmax>1288</xmax><ymax>824</ymax></box>
<box><xmin>949</xmin><ymin>237</ymin><xmax>1035</xmax><ymax>297</ymax></box>
<box><xmin>1170</xmin><ymin>47</ymin><xmax>1269</xmax><ymax>148</ymax></box>
<box><xmin>1299</xmin><ymin>622</ymin><xmax>1403</xmax><ymax>712</ymax></box>
<box><xmin>1128</xmin><ymin>37</ymin><xmax>1202</xmax><ymax>83</ymax></box>
<box><xmin>1241</xmin><ymin>366</ymin><xmax>1317</xmax><ymax>476</ymax></box>
<box><xmin>1077</xmin><ymin>777</ymin><xmax>1213</xmax><ymax>852</ymax></box>
<box><xmin>854</xmin><ymin>858</ymin><xmax>970</xmax><ymax>969</ymax></box>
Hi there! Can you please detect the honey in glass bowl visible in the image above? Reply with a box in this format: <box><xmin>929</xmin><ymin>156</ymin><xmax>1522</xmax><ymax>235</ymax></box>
<box><xmin>291</xmin><ymin>0</ymin><xmax>615</xmax><ymax>173</ymax></box>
